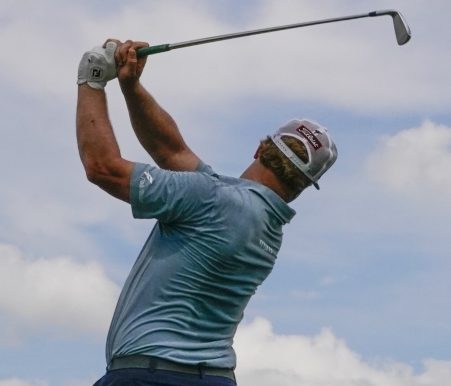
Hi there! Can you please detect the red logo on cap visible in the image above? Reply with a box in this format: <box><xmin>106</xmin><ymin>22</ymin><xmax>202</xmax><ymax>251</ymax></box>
<box><xmin>296</xmin><ymin>125</ymin><xmax>322</xmax><ymax>150</ymax></box>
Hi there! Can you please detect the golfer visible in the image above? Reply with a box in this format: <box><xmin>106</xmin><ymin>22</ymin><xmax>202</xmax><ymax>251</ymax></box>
<box><xmin>76</xmin><ymin>40</ymin><xmax>337</xmax><ymax>386</ymax></box>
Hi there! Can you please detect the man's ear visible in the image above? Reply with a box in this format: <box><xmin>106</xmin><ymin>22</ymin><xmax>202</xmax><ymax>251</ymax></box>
<box><xmin>253</xmin><ymin>145</ymin><xmax>262</xmax><ymax>160</ymax></box>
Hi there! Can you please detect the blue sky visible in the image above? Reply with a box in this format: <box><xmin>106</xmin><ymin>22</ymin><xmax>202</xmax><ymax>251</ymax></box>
<box><xmin>1</xmin><ymin>1</ymin><xmax>451</xmax><ymax>385</ymax></box>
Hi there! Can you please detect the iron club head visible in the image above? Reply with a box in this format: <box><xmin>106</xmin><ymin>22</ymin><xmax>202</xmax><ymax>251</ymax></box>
<box><xmin>371</xmin><ymin>10</ymin><xmax>411</xmax><ymax>45</ymax></box>
<box><xmin>392</xmin><ymin>12</ymin><xmax>411</xmax><ymax>45</ymax></box>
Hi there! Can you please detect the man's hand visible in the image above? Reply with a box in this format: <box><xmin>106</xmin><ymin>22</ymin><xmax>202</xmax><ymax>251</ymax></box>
<box><xmin>77</xmin><ymin>41</ymin><xmax>118</xmax><ymax>90</ymax></box>
<box><xmin>107</xmin><ymin>39</ymin><xmax>150</xmax><ymax>91</ymax></box>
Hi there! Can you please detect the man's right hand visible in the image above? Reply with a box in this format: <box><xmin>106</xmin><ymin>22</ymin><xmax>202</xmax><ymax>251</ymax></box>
<box><xmin>106</xmin><ymin>39</ymin><xmax>150</xmax><ymax>91</ymax></box>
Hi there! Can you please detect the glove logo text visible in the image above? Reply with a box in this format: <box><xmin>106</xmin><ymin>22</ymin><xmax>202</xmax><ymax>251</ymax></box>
<box><xmin>90</xmin><ymin>67</ymin><xmax>103</xmax><ymax>80</ymax></box>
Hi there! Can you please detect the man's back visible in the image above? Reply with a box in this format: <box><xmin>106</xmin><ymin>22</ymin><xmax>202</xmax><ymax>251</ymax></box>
<box><xmin>105</xmin><ymin>162</ymin><xmax>295</xmax><ymax>368</ymax></box>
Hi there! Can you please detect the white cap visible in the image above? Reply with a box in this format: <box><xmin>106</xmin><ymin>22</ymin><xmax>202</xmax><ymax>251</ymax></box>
<box><xmin>271</xmin><ymin>119</ymin><xmax>338</xmax><ymax>189</ymax></box>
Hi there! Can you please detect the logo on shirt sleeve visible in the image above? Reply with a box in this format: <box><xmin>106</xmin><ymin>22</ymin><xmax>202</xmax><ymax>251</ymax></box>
<box><xmin>139</xmin><ymin>170</ymin><xmax>154</xmax><ymax>189</ymax></box>
<box><xmin>144</xmin><ymin>171</ymin><xmax>154</xmax><ymax>184</ymax></box>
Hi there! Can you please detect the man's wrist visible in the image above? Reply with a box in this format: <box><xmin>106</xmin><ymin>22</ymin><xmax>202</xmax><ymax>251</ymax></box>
<box><xmin>120</xmin><ymin>80</ymin><xmax>143</xmax><ymax>97</ymax></box>
<box><xmin>77</xmin><ymin>81</ymin><xmax>108</xmax><ymax>90</ymax></box>
<box><xmin>78</xmin><ymin>83</ymin><xmax>105</xmax><ymax>92</ymax></box>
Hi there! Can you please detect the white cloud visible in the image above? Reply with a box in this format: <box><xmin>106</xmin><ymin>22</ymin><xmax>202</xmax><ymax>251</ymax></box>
<box><xmin>4</xmin><ymin>318</ymin><xmax>451</xmax><ymax>386</ymax></box>
<box><xmin>366</xmin><ymin>120</ymin><xmax>451</xmax><ymax>207</ymax></box>
<box><xmin>124</xmin><ymin>0</ymin><xmax>451</xmax><ymax>115</ymax></box>
<box><xmin>0</xmin><ymin>243</ymin><xmax>119</xmax><ymax>340</ymax></box>
<box><xmin>0</xmin><ymin>380</ymin><xmax>47</xmax><ymax>386</ymax></box>
<box><xmin>0</xmin><ymin>1</ymin><xmax>449</xmax><ymax>114</ymax></box>
<box><xmin>234</xmin><ymin>317</ymin><xmax>451</xmax><ymax>386</ymax></box>
<box><xmin>0</xmin><ymin>380</ymin><xmax>92</xmax><ymax>386</ymax></box>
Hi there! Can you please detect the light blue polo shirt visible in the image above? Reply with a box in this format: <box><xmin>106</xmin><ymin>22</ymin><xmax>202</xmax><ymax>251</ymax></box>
<box><xmin>105</xmin><ymin>161</ymin><xmax>295</xmax><ymax>369</ymax></box>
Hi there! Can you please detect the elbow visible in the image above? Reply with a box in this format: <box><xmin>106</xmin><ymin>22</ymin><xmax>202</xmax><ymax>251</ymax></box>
<box><xmin>81</xmin><ymin>157</ymin><xmax>132</xmax><ymax>203</ymax></box>
<box><xmin>83</xmin><ymin>159</ymin><xmax>106</xmax><ymax>186</ymax></box>
<box><xmin>85</xmin><ymin>169</ymin><xmax>100</xmax><ymax>185</ymax></box>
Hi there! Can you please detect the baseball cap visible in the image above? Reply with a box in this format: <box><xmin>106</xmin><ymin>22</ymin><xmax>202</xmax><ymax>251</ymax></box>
<box><xmin>270</xmin><ymin>119</ymin><xmax>337</xmax><ymax>190</ymax></box>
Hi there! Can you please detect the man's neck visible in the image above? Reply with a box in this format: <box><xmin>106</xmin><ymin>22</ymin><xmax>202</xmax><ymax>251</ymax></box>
<box><xmin>240</xmin><ymin>160</ymin><xmax>292</xmax><ymax>202</ymax></box>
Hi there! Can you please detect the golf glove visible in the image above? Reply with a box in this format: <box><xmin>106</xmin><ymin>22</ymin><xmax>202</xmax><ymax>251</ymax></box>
<box><xmin>77</xmin><ymin>41</ymin><xmax>117</xmax><ymax>90</ymax></box>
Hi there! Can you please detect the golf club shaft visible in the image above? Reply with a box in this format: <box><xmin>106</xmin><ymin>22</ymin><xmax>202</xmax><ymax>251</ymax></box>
<box><xmin>136</xmin><ymin>10</ymin><xmax>395</xmax><ymax>57</ymax></box>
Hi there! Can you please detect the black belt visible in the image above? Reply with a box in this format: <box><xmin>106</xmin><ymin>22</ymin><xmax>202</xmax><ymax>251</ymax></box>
<box><xmin>108</xmin><ymin>355</ymin><xmax>236</xmax><ymax>382</ymax></box>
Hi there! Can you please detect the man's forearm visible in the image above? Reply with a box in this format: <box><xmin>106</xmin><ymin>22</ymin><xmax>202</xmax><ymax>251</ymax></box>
<box><xmin>76</xmin><ymin>85</ymin><xmax>133</xmax><ymax>201</ymax></box>
<box><xmin>121</xmin><ymin>82</ymin><xmax>198</xmax><ymax>170</ymax></box>
<box><xmin>76</xmin><ymin>85</ymin><xmax>122</xmax><ymax>174</ymax></box>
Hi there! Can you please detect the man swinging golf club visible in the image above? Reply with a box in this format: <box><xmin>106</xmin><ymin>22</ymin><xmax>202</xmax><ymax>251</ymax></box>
<box><xmin>76</xmin><ymin>39</ymin><xmax>337</xmax><ymax>386</ymax></box>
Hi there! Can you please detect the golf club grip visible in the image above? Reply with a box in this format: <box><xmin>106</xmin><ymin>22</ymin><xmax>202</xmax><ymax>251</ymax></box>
<box><xmin>137</xmin><ymin>44</ymin><xmax>171</xmax><ymax>57</ymax></box>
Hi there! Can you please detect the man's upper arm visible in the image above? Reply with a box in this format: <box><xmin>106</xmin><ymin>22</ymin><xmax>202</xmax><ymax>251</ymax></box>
<box><xmin>121</xmin><ymin>82</ymin><xmax>202</xmax><ymax>172</ymax></box>
<box><xmin>154</xmin><ymin>147</ymin><xmax>201</xmax><ymax>172</ymax></box>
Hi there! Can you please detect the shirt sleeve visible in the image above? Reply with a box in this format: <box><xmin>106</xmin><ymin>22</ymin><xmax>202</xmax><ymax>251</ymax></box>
<box><xmin>130</xmin><ymin>162</ymin><xmax>217</xmax><ymax>223</ymax></box>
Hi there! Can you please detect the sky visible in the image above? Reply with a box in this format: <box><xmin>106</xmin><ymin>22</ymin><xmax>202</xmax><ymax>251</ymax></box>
<box><xmin>1</xmin><ymin>0</ymin><xmax>450</xmax><ymax>385</ymax></box>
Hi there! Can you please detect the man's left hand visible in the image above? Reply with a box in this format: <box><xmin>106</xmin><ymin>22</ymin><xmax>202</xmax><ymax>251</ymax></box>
<box><xmin>77</xmin><ymin>41</ymin><xmax>118</xmax><ymax>90</ymax></box>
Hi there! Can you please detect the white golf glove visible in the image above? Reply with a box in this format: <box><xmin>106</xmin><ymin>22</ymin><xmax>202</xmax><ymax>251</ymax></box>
<box><xmin>77</xmin><ymin>41</ymin><xmax>118</xmax><ymax>90</ymax></box>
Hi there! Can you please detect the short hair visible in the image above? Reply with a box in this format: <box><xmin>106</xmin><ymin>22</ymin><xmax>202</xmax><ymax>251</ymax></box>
<box><xmin>259</xmin><ymin>136</ymin><xmax>312</xmax><ymax>194</ymax></box>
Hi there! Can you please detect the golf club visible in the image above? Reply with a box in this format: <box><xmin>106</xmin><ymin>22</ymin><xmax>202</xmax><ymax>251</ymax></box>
<box><xmin>136</xmin><ymin>9</ymin><xmax>411</xmax><ymax>58</ymax></box>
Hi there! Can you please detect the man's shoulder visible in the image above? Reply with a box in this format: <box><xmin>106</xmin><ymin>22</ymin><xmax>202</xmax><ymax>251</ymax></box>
<box><xmin>195</xmin><ymin>160</ymin><xmax>218</xmax><ymax>177</ymax></box>
<box><xmin>218</xmin><ymin>177</ymin><xmax>296</xmax><ymax>225</ymax></box>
